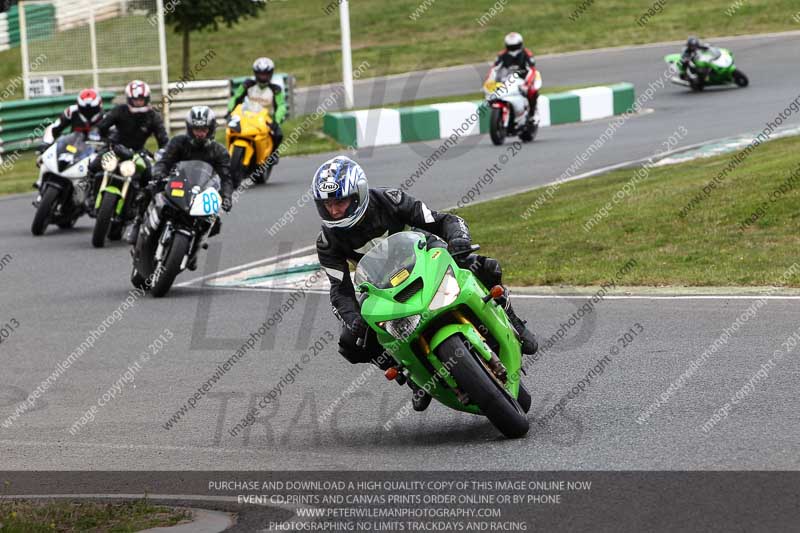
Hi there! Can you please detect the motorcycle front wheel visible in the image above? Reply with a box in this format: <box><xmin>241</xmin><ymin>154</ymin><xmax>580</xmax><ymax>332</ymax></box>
<box><xmin>150</xmin><ymin>231</ymin><xmax>191</xmax><ymax>298</ymax></box>
<box><xmin>92</xmin><ymin>192</ymin><xmax>117</xmax><ymax>248</ymax></box>
<box><xmin>436</xmin><ymin>334</ymin><xmax>529</xmax><ymax>438</ymax></box>
<box><xmin>31</xmin><ymin>187</ymin><xmax>59</xmax><ymax>236</ymax></box>
<box><xmin>231</xmin><ymin>145</ymin><xmax>247</xmax><ymax>188</ymax></box>
<box><xmin>489</xmin><ymin>107</ymin><xmax>507</xmax><ymax>146</ymax></box>
<box><xmin>733</xmin><ymin>69</ymin><xmax>749</xmax><ymax>88</ymax></box>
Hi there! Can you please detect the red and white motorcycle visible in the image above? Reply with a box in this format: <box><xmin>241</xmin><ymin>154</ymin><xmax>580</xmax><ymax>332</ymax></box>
<box><xmin>483</xmin><ymin>65</ymin><xmax>542</xmax><ymax>145</ymax></box>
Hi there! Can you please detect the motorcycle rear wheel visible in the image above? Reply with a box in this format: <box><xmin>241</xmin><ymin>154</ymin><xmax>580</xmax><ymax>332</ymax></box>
<box><xmin>520</xmin><ymin>122</ymin><xmax>537</xmax><ymax>143</ymax></box>
<box><xmin>436</xmin><ymin>334</ymin><xmax>529</xmax><ymax>438</ymax></box>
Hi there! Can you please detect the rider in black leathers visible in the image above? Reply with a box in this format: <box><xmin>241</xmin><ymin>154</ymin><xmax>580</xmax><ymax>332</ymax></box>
<box><xmin>126</xmin><ymin>105</ymin><xmax>233</xmax><ymax>246</ymax></box>
<box><xmin>313</xmin><ymin>156</ymin><xmax>538</xmax><ymax>411</ymax></box>
<box><xmin>89</xmin><ymin>81</ymin><xmax>169</xmax><ymax>212</ymax></box>
<box><xmin>680</xmin><ymin>36</ymin><xmax>712</xmax><ymax>77</ymax></box>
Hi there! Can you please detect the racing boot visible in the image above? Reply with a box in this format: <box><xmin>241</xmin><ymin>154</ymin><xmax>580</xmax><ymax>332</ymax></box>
<box><xmin>505</xmin><ymin>304</ymin><xmax>538</xmax><ymax>355</ymax></box>
<box><xmin>126</xmin><ymin>216</ymin><xmax>142</xmax><ymax>245</ymax></box>
<box><xmin>209</xmin><ymin>218</ymin><xmax>222</xmax><ymax>237</ymax></box>
<box><xmin>409</xmin><ymin>380</ymin><xmax>432</xmax><ymax>412</ymax></box>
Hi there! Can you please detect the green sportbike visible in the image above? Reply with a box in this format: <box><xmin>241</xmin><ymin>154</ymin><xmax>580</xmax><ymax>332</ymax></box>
<box><xmin>91</xmin><ymin>145</ymin><xmax>149</xmax><ymax>248</ymax></box>
<box><xmin>354</xmin><ymin>231</ymin><xmax>531</xmax><ymax>438</ymax></box>
<box><xmin>665</xmin><ymin>47</ymin><xmax>748</xmax><ymax>92</ymax></box>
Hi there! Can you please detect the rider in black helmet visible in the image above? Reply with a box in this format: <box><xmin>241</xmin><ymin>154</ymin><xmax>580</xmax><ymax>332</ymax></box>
<box><xmin>680</xmin><ymin>36</ymin><xmax>711</xmax><ymax>75</ymax></box>
<box><xmin>126</xmin><ymin>106</ymin><xmax>234</xmax><ymax>246</ymax></box>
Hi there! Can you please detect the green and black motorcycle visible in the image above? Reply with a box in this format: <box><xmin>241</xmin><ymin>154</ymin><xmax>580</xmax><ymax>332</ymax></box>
<box><xmin>665</xmin><ymin>47</ymin><xmax>748</xmax><ymax>91</ymax></box>
<box><xmin>354</xmin><ymin>231</ymin><xmax>531</xmax><ymax>438</ymax></box>
<box><xmin>91</xmin><ymin>145</ymin><xmax>150</xmax><ymax>248</ymax></box>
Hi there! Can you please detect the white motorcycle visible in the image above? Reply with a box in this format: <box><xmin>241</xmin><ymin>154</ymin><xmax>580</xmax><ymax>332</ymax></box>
<box><xmin>31</xmin><ymin>132</ymin><xmax>101</xmax><ymax>236</ymax></box>
<box><xmin>483</xmin><ymin>65</ymin><xmax>541</xmax><ymax>145</ymax></box>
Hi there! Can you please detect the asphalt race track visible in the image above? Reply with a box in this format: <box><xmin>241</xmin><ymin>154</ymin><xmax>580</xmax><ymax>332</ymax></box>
<box><xmin>1</xmin><ymin>32</ymin><xmax>799</xmax><ymax>471</ymax></box>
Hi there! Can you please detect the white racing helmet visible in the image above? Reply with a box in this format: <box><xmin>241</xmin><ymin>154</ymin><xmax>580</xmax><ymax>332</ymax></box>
<box><xmin>504</xmin><ymin>32</ymin><xmax>524</xmax><ymax>56</ymax></box>
<box><xmin>312</xmin><ymin>156</ymin><xmax>370</xmax><ymax>229</ymax></box>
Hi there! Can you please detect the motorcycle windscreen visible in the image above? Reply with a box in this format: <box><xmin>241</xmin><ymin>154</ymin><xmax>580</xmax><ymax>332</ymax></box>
<box><xmin>712</xmin><ymin>50</ymin><xmax>733</xmax><ymax>68</ymax></box>
<box><xmin>241</xmin><ymin>98</ymin><xmax>265</xmax><ymax>114</ymax></box>
<box><xmin>354</xmin><ymin>231</ymin><xmax>425</xmax><ymax>289</ymax></box>
<box><xmin>55</xmin><ymin>132</ymin><xmax>94</xmax><ymax>172</ymax></box>
<box><xmin>165</xmin><ymin>160</ymin><xmax>218</xmax><ymax>210</ymax></box>
<box><xmin>494</xmin><ymin>65</ymin><xmax>522</xmax><ymax>83</ymax></box>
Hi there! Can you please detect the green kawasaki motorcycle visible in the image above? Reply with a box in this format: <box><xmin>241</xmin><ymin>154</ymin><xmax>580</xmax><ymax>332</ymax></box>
<box><xmin>91</xmin><ymin>145</ymin><xmax>149</xmax><ymax>248</ymax></box>
<box><xmin>354</xmin><ymin>231</ymin><xmax>531</xmax><ymax>438</ymax></box>
<box><xmin>665</xmin><ymin>47</ymin><xmax>748</xmax><ymax>92</ymax></box>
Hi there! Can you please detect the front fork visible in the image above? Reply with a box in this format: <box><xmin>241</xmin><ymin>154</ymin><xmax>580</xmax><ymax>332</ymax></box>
<box><xmin>155</xmin><ymin>223</ymin><xmax>200</xmax><ymax>272</ymax></box>
<box><xmin>95</xmin><ymin>172</ymin><xmax>131</xmax><ymax>215</ymax></box>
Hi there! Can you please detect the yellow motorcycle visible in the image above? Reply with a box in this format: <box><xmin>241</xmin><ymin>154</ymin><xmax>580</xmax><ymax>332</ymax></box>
<box><xmin>226</xmin><ymin>99</ymin><xmax>275</xmax><ymax>185</ymax></box>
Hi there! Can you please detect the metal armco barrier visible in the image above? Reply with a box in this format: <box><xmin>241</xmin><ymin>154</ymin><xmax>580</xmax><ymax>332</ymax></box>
<box><xmin>0</xmin><ymin>91</ymin><xmax>115</xmax><ymax>153</ymax></box>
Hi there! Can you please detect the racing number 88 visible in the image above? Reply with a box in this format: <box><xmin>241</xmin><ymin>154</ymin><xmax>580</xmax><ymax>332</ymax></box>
<box><xmin>202</xmin><ymin>192</ymin><xmax>219</xmax><ymax>214</ymax></box>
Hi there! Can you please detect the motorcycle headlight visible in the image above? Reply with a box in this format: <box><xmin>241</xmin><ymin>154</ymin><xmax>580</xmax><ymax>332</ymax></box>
<box><xmin>429</xmin><ymin>266</ymin><xmax>460</xmax><ymax>310</ymax></box>
<box><xmin>101</xmin><ymin>152</ymin><xmax>118</xmax><ymax>172</ymax></box>
<box><xmin>384</xmin><ymin>314</ymin><xmax>421</xmax><ymax>340</ymax></box>
<box><xmin>119</xmin><ymin>160</ymin><xmax>136</xmax><ymax>177</ymax></box>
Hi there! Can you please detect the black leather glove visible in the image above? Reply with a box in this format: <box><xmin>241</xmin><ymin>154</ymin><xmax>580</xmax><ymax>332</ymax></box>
<box><xmin>221</xmin><ymin>196</ymin><xmax>232</xmax><ymax>212</ymax></box>
<box><xmin>448</xmin><ymin>237</ymin><xmax>473</xmax><ymax>258</ymax></box>
<box><xmin>348</xmin><ymin>317</ymin><xmax>368</xmax><ymax>339</ymax></box>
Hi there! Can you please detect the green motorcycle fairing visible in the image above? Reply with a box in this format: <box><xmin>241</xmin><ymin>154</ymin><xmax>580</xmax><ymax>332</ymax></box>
<box><xmin>665</xmin><ymin>47</ymin><xmax>737</xmax><ymax>85</ymax></box>
<box><xmin>355</xmin><ymin>231</ymin><xmax>522</xmax><ymax>414</ymax></box>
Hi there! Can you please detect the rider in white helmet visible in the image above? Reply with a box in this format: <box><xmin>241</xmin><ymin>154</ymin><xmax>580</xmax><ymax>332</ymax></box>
<box><xmin>493</xmin><ymin>32</ymin><xmax>539</xmax><ymax>126</ymax></box>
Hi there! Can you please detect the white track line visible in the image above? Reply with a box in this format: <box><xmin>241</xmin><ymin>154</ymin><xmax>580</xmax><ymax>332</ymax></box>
<box><xmin>176</xmin><ymin>244</ymin><xmax>317</xmax><ymax>288</ymax></box>
<box><xmin>182</xmin><ymin>283</ymin><xmax>800</xmax><ymax>300</ymax></box>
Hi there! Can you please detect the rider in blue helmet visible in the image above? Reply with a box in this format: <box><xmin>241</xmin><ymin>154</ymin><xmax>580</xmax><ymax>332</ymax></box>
<box><xmin>313</xmin><ymin>155</ymin><xmax>538</xmax><ymax>412</ymax></box>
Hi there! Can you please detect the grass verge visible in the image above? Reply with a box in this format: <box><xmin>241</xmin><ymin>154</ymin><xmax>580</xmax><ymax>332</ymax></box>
<box><xmin>453</xmin><ymin>135</ymin><xmax>800</xmax><ymax>287</ymax></box>
<box><xmin>0</xmin><ymin>498</ymin><xmax>191</xmax><ymax>532</ymax></box>
<box><xmin>0</xmin><ymin>0</ymin><xmax>797</xmax><ymax>92</ymax></box>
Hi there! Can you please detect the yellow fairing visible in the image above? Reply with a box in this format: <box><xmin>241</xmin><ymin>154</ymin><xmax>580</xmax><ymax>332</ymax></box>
<box><xmin>226</xmin><ymin>103</ymin><xmax>274</xmax><ymax>166</ymax></box>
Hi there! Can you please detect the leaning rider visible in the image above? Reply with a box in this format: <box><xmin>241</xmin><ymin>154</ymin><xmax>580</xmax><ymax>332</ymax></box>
<box><xmin>680</xmin><ymin>36</ymin><xmax>712</xmax><ymax>75</ymax></box>
<box><xmin>313</xmin><ymin>156</ymin><xmax>539</xmax><ymax>412</ymax></box>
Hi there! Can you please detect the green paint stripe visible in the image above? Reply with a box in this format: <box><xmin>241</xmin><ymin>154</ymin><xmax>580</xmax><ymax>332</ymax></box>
<box><xmin>323</xmin><ymin>113</ymin><xmax>357</xmax><ymax>148</ymax></box>
<box><xmin>547</xmin><ymin>93</ymin><xmax>581</xmax><ymax>124</ymax></box>
<box><xmin>322</xmin><ymin>84</ymin><xmax>635</xmax><ymax>146</ymax></box>
<box><xmin>610</xmin><ymin>83</ymin><xmax>636</xmax><ymax>115</ymax></box>
<box><xmin>240</xmin><ymin>264</ymin><xmax>321</xmax><ymax>283</ymax></box>
<box><xmin>476</xmin><ymin>102</ymin><xmax>491</xmax><ymax>134</ymax></box>
<box><xmin>398</xmin><ymin>106</ymin><xmax>440</xmax><ymax>142</ymax></box>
